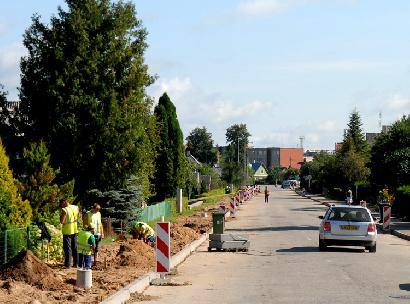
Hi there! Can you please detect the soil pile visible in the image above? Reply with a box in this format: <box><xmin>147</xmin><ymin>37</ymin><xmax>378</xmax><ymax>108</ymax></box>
<box><xmin>170</xmin><ymin>225</ymin><xmax>200</xmax><ymax>254</ymax></box>
<box><xmin>176</xmin><ymin>214</ymin><xmax>212</xmax><ymax>234</ymax></box>
<box><xmin>0</xmin><ymin>250</ymin><xmax>63</xmax><ymax>290</ymax></box>
<box><xmin>115</xmin><ymin>240</ymin><xmax>155</xmax><ymax>269</ymax></box>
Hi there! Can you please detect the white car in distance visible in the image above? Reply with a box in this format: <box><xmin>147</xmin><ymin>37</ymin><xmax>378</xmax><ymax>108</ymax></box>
<box><xmin>318</xmin><ymin>205</ymin><xmax>377</xmax><ymax>253</ymax></box>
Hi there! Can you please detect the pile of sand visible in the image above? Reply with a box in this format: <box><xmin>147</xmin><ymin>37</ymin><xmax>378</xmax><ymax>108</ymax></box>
<box><xmin>0</xmin><ymin>250</ymin><xmax>63</xmax><ymax>290</ymax></box>
<box><xmin>115</xmin><ymin>240</ymin><xmax>155</xmax><ymax>269</ymax></box>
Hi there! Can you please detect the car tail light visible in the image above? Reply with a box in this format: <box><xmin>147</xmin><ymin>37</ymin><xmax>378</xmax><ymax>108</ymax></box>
<box><xmin>368</xmin><ymin>223</ymin><xmax>375</xmax><ymax>233</ymax></box>
<box><xmin>324</xmin><ymin>221</ymin><xmax>331</xmax><ymax>232</ymax></box>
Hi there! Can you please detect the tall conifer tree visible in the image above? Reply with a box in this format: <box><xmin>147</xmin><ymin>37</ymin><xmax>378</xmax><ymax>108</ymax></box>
<box><xmin>153</xmin><ymin>93</ymin><xmax>186</xmax><ymax>200</ymax></box>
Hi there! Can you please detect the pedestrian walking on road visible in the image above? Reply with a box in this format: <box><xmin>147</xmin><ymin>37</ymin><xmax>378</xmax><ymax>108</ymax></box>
<box><xmin>346</xmin><ymin>189</ymin><xmax>353</xmax><ymax>205</ymax></box>
<box><xmin>60</xmin><ymin>198</ymin><xmax>79</xmax><ymax>268</ymax></box>
<box><xmin>264</xmin><ymin>186</ymin><xmax>270</xmax><ymax>203</ymax></box>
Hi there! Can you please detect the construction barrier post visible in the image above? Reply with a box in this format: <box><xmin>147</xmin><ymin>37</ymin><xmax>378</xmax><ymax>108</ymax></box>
<box><xmin>156</xmin><ymin>222</ymin><xmax>170</xmax><ymax>279</ymax></box>
<box><xmin>383</xmin><ymin>205</ymin><xmax>391</xmax><ymax>231</ymax></box>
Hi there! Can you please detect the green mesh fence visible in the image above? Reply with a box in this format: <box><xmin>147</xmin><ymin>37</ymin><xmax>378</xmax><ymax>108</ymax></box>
<box><xmin>0</xmin><ymin>228</ymin><xmax>29</xmax><ymax>264</ymax></box>
<box><xmin>137</xmin><ymin>201</ymin><xmax>171</xmax><ymax>222</ymax></box>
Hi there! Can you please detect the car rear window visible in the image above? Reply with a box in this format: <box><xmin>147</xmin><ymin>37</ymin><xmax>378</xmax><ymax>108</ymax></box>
<box><xmin>328</xmin><ymin>208</ymin><xmax>371</xmax><ymax>222</ymax></box>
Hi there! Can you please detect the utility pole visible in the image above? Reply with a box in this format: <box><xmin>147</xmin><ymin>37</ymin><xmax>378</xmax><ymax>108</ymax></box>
<box><xmin>237</xmin><ymin>138</ymin><xmax>239</xmax><ymax>163</ymax></box>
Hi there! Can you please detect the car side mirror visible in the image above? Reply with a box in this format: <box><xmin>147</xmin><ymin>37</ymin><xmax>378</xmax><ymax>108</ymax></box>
<box><xmin>318</xmin><ymin>215</ymin><xmax>324</xmax><ymax>220</ymax></box>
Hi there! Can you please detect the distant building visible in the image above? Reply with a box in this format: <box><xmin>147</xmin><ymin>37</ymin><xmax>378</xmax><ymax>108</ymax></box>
<box><xmin>251</xmin><ymin>162</ymin><xmax>268</xmax><ymax>180</ymax></box>
<box><xmin>279</xmin><ymin>148</ymin><xmax>304</xmax><ymax>169</ymax></box>
<box><xmin>247</xmin><ymin>147</ymin><xmax>303</xmax><ymax>169</ymax></box>
<box><xmin>382</xmin><ymin>125</ymin><xmax>391</xmax><ymax>133</ymax></box>
<box><xmin>5</xmin><ymin>101</ymin><xmax>19</xmax><ymax>111</ymax></box>
<box><xmin>247</xmin><ymin>147</ymin><xmax>280</xmax><ymax>169</ymax></box>
<box><xmin>335</xmin><ymin>142</ymin><xmax>343</xmax><ymax>152</ymax></box>
<box><xmin>304</xmin><ymin>149</ymin><xmax>334</xmax><ymax>162</ymax></box>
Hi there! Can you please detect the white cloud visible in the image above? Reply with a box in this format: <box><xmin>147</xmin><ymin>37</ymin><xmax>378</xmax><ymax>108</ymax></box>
<box><xmin>151</xmin><ymin>77</ymin><xmax>193</xmax><ymax>102</ymax></box>
<box><xmin>251</xmin><ymin>132</ymin><xmax>292</xmax><ymax>146</ymax></box>
<box><xmin>149</xmin><ymin>77</ymin><xmax>274</xmax><ymax>144</ymax></box>
<box><xmin>236</xmin><ymin>0</ymin><xmax>359</xmax><ymax>18</ymax></box>
<box><xmin>317</xmin><ymin>120</ymin><xmax>338</xmax><ymax>131</ymax></box>
<box><xmin>211</xmin><ymin>99</ymin><xmax>273</xmax><ymax>123</ymax></box>
<box><xmin>274</xmin><ymin>60</ymin><xmax>391</xmax><ymax>72</ymax></box>
<box><xmin>237</xmin><ymin>0</ymin><xmax>292</xmax><ymax>17</ymax></box>
<box><xmin>0</xmin><ymin>43</ymin><xmax>26</xmax><ymax>98</ymax></box>
<box><xmin>384</xmin><ymin>94</ymin><xmax>410</xmax><ymax>111</ymax></box>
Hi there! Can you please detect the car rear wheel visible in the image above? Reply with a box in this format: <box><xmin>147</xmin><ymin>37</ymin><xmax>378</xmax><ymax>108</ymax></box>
<box><xmin>319</xmin><ymin>239</ymin><xmax>327</xmax><ymax>251</ymax></box>
<box><xmin>367</xmin><ymin>244</ymin><xmax>376</xmax><ymax>253</ymax></box>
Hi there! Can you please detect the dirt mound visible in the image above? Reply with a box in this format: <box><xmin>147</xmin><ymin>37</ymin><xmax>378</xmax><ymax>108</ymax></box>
<box><xmin>170</xmin><ymin>225</ymin><xmax>200</xmax><ymax>254</ymax></box>
<box><xmin>0</xmin><ymin>250</ymin><xmax>63</xmax><ymax>290</ymax></box>
<box><xmin>115</xmin><ymin>240</ymin><xmax>155</xmax><ymax>268</ymax></box>
<box><xmin>176</xmin><ymin>214</ymin><xmax>212</xmax><ymax>235</ymax></box>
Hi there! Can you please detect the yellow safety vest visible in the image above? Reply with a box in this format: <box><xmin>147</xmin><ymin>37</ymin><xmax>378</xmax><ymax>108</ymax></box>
<box><xmin>87</xmin><ymin>211</ymin><xmax>102</xmax><ymax>235</ymax></box>
<box><xmin>62</xmin><ymin>204</ymin><xmax>79</xmax><ymax>235</ymax></box>
<box><xmin>78</xmin><ymin>230</ymin><xmax>93</xmax><ymax>255</ymax></box>
<box><xmin>141</xmin><ymin>224</ymin><xmax>155</xmax><ymax>238</ymax></box>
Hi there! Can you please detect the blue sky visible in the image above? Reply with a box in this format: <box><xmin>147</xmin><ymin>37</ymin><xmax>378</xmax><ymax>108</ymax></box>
<box><xmin>1</xmin><ymin>0</ymin><xmax>409</xmax><ymax>149</ymax></box>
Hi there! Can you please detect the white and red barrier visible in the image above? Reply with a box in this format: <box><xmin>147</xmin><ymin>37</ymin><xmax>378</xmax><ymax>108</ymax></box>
<box><xmin>156</xmin><ymin>222</ymin><xmax>170</xmax><ymax>273</ymax></box>
<box><xmin>383</xmin><ymin>205</ymin><xmax>391</xmax><ymax>230</ymax></box>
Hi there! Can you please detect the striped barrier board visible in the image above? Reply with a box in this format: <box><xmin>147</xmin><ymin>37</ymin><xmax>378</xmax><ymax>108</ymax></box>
<box><xmin>156</xmin><ymin>222</ymin><xmax>170</xmax><ymax>273</ymax></box>
<box><xmin>383</xmin><ymin>205</ymin><xmax>391</xmax><ymax>230</ymax></box>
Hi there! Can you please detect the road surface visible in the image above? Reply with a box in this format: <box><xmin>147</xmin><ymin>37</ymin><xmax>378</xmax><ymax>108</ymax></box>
<box><xmin>136</xmin><ymin>187</ymin><xmax>410</xmax><ymax>304</ymax></box>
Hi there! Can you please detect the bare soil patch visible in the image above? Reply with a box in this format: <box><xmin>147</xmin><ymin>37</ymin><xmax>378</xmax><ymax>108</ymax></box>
<box><xmin>0</xmin><ymin>199</ymin><xmax>232</xmax><ymax>303</ymax></box>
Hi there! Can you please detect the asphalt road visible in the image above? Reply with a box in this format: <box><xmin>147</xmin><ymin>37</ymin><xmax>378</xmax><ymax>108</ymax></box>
<box><xmin>136</xmin><ymin>187</ymin><xmax>410</xmax><ymax>304</ymax></box>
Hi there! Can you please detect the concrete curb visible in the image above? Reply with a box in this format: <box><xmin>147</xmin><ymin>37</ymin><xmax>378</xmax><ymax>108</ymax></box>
<box><xmin>102</xmin><ymin>232</ymin><xmax>209</xmax><ymax>304</ymax></box>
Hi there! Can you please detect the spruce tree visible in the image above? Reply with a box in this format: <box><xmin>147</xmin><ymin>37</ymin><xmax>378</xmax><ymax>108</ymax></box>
<box><xmin>18</xmin><ymin>141</ymin><xmax>74</xmax><ymax>223</ymax></box>
<box><xmin>153</xmin><ymin>93</ymin><xmax>186</xmax><ymax>201</ymax></box>
<box><xmin>341</xmin><ymin>110</ymin><xmax>367</xmax><ymax>154</ymax></box>
<box><xmin>0</xmin><ymin>140</ymin><xmax>32</xmax><ymax>230</ymax></box>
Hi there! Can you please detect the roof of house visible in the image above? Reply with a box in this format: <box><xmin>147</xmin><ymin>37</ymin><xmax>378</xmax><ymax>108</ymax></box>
<box><xmin>251</xmin><ymin>162</ymin><xmax>266</xmax><ymax>172</ymax></box>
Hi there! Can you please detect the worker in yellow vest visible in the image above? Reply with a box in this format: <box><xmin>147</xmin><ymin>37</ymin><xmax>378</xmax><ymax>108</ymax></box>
<box><xmin>60</xmin><ymin>198</ymin><xmax>79</xmax><ymax>268</ymax></box>
<box><xmin>78</xmin><ymin>216</ymin><xmax>96</xmax><ymax>269</ymax></box>
<box><xmin>130</xmin><ymin>221</ymin><xmax>155</xmax><ymax>244</ymax></box>
<box><xmin>88</xmin><ymin>203</ymin><xmax>104</xmax><ymax>266</ymax></box>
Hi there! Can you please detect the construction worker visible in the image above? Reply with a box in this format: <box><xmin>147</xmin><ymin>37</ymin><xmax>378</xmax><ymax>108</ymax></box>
<box><xmin>87</xmin><ymin>203</ymin><xmax>104</xmax><ymax>266</ymax></box>
<box><xmin>60</xmin><ymin>198</ymin><xmax>79</xmax><ymax>268</ymax></box>
<box><xmin>78</xmin><ymin>215</ymin><xmax>96</xmax><ymax>269</ymax></box>
<box><xmin>130</xmin><ymin>221</ymin><xmax>155</xmax><ymax>244</ymax></box>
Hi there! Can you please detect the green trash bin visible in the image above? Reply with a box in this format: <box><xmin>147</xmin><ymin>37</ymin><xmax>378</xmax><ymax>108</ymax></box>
<box><xmin>212</xmin><ymin>211</ymin><xmax>225</xmax><ymax>234</ymax></box>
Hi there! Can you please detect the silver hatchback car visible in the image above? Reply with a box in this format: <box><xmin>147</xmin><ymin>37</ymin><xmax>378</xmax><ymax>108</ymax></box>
<box><xmin>318</xmin><ymin>205</ymin><xmax>377</xmax><ymax>252</ymax></box>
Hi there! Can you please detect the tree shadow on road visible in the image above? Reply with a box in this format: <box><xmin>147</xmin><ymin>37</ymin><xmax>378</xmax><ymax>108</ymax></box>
<box><xmin>276</xmin><ymin>246</ymin><xmax>365</xmax><ymax>253</ymax></box>
<box><xmin>226</xmin><ymin>225</ymin><xmax>318</xmax><ymax>232</ymax></box>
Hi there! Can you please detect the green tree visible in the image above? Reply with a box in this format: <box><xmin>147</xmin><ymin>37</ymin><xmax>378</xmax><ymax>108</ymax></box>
<box><xmin>221</xmin><ymin>124</ymin><xmax>251</xmax><ymax>186</ymax></box>
<box><xmin>0</xmin><ymin>140</ymin><xmax>32</xmax><ymax>230</ymax></box>
<box><xmin>340</xmin><ymin>110</ymin><xmax>368</xmax><ymax>155</ymax></box>
<box><xmin>371</xmin><ymin>116</ymin><xmax>410</xmax><ymax>190</ymax></box>
<box><xmin>186</xmin><ymin>127</ymin><xmax>217</xmax><ymax>165</ymax></box>
<box><xmin>299</xmin><ymin>152</ymin><xmax>339</xmax><ymax>193</ymax></box>
<box><xmin>16</xmin><ymin>0</ymin><xmax>156</xmax><ymax>196</ymax></box>
<box><xmin>337</xmin><ymin>110</ymin><xmax>370</xmax><ymax>189</ymax></box>
<box><xmin>153</xmin><ymin>93</ymin><xmax>186</xmax><ymax>200</ymax></box>
<box><xmin>18</xmin><ymin>141</ymin><xmax>75</xmax><ymax>223</ymax></box>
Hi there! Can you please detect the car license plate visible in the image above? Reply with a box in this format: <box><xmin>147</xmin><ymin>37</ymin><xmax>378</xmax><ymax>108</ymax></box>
<box><xmin>340</xmin><ymin>225</ymin><xmax>358</xmax><ymax>230</ymax></box>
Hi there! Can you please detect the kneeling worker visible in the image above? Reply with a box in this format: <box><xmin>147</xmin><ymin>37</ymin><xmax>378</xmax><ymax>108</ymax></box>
<box><xmin>78</xmin><ymin>216</ymin><xmax>96</xmax><ymax>269</ymax></box>
<box><xmin>130</xmin><ymin>221</ymin><xmax>155</xmax><ymax>244</ymax></box>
